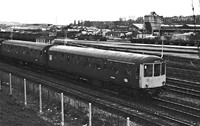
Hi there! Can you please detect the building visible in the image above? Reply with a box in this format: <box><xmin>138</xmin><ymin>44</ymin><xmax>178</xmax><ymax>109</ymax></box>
<box><xmin>161</xmin><ymin>24</ymin><xmax>200</xmax><ymax>35</ymax></box>
<box><xmin>36</xmin><ymin>36</ymin><xmax>56</xmax><ymax>44</ymax></box>
<box><xmin>144</xmin><ymin>12</ymin><xmax>163</xmax><ymax>35</ymax></box>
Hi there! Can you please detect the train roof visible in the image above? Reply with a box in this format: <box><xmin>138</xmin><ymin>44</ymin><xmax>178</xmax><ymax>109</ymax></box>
<box><xmin>49</xmin><ymin>45</ymin><xmax>163</xmax><ymax>65</ymax></box>
<box><xmin>2</xmin><ymin>40</ymin><xmax>51</xmax><ymax>50</ymax></box>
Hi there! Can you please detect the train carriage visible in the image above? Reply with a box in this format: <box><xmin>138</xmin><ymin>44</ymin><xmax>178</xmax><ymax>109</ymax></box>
<box><xmin>48</xmin><ymin>45</ymin><xmax>166</xmax><ymax>94</ymax></box>
<box><xmin>1</xmin><ymin>40</ymin><xmax>52</xmax><ymax>66</ymax></box>
<box><xmin>0</xmin><ymin>40</ymin><xmax>166</xmax><ymax>96</ymax></box>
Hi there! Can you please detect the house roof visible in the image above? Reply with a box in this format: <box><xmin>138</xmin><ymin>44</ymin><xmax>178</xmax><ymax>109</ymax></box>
<box><xmin>132</xmin><ymin>23</ymin><xmax>144</xmax><ymax>30</ymax></box>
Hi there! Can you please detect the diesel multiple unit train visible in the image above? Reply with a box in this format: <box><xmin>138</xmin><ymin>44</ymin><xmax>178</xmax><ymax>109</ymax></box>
<box><xmin>0</xmin><ymin>40</ymin><xmax>166</xmax><ymax>97</ymax></box>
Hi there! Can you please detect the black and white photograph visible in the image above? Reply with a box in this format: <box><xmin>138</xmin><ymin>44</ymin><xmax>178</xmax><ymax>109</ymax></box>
<box><xmin>0</xmin><ymin>0</ymin><xmax>200</xmax><ymax>126</ymax></box>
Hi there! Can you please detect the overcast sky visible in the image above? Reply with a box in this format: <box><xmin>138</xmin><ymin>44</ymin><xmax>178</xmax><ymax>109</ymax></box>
<box><xmin>1</xmin><ymin>0</ymin><xmax>200</xmax><ymax>25</ymax></box>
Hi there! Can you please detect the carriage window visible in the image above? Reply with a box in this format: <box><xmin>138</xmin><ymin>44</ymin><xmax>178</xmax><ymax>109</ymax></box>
<box><xmin>76</xmin><ymin>56</ymin><xmax>80</xmax><ymax>64</ymax></box>
<box><xmin>49</xmin><ymin>55</ymin><xmax>52</xmax><ymax>61</ymax></box>
<box><xmin>126</xmin><ymin>64</ymin><xmax>132</xmax><ymax>76</ymax></box>
<box><xmin>103</xmin><ymin>62</ymin><xmax>107</xmax><ymax>69</ymax></box>
<box><xmin>54</xmin><ymin>53</ymin><xmax>57</xmax><ymax>60</ymax></box>
<box><xmin>67</xmin><ymin>55</ymin><xmax>70</xmax><ymax>62</ymax></box>
<box><xmin>75</xmin><ymin>56</ymin><xmax>78</xmax><ymax>63</ymax></box>
<box><xmin>98</xmin><ymin>59</ymin><xmax>102</xmax><ymax>67</ymax></box>
<box><xmin>71</xmin><ymin>55</ymin><xmax>74</xmax><ymax>59</ymax></box>
<box><xmin>144</xmin><ymin>64</ymin><xmax>153</xmax><ymax>77</ymax></box>
<box><xmin>110</xmin><ymin>62</ymin><xmax>116</xmax><ymax>72</ymax></box>
<box><xmin>60</xmin><ymin>53</ymin><xmax>64</xmax><ymax>61</ymax></box>
<box><xmin>154</xmin><ymin>64</ymin><xmax>160</xmax><ymax>76</ymax></box>
<box><xmin>161</xmin><ymin>63</ymin><xmax>165</xmax><ymax>75</ymax></box>
<box><xmin>94</xmin><ymin>63</ymin><xmax>101</xmax><ymax>69</ymax></box>
<box><xmin>136</xmin><ymin>67</ymin><xmax>139</xmax><ymax>79</ymax></box>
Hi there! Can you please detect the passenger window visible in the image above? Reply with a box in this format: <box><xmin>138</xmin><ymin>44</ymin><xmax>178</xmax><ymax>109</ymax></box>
<box><xmin>154</xmin><ymin>64</ymin><xmax>160</xmax><ymax>76</ymax></box>
<box><xmin>61</xmin><ymin>53</ymin><xmax>64</xmax><ymax>61</ymax></box>
<box><xmin>76</xmin><ymin>56</ymin><xmax>79</xmax><ymax>64</ymax></box>
<box><xmin>126</xmin><ymin>64</ymin><xmax>132</xmax><ymax>76</ymax></box>
<box><xmin>103</xmin><ymin>62</ymin><xmax>107</xmax><ymax>69</ymax></box>
<box><xmin>114</xmin><ymin>67</ymin><xmax>118</xmax><ymax>74</ymax></box>
<box><xmin>54</xmin><ymin>53</ymin><xmax>57</xmax><ymax>60</ymax></box>
<box><xmin>67</xmin><ymin>55</ymin><xmax>70</xmax><ymax>62</ymax></box>
<box><xmin>94</xmin><ymin>63</ymin><xmax>101</xmax><ymax>69</ymax></box>
<box><xmin>136</xmin><ymin>67</ymin><xmax>139</xmax><ymax>79</ymax></box>
<box><xmin>161</xmin><ymin>63</ymin><xmax>165</xmax><ymax>75</ymax></box>
<box><xmin>83</xmin><ymin>57</ymin><xmax>88</xmax><ymax>67</ymax></box>
<box><xmin>110</xmin><ymin>62</ymin><xmax>117</xmax><ymax>72</ymax></box>
<box><xmin>71</xmin><ymin>55</ymin><xmax>74</xmax><ymax>59</ymax></box>
<box><xmin>49</xmin><ymin>55</ymin><xmax>52</xmax><ymax>61</ymax></box>
<box><xmin>144</xmin><ymin>64</ymin><xmax>153</xmax><ymax>77</ymax></box>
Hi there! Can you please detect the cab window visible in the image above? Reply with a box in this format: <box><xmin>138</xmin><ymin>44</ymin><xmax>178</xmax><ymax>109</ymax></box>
<box><xmin>144</xmin><ymin>64</ymin><xmax>153</xmax><ymax>77</ymax></box>
<box><xmin>161</xmin><ymin>63</ymin><xmax>165</xmax><ymax>75</ymax></box>
<box><xmin>154</xmin><ymin>64</ymin><xmax>160</xmax><ymax>76</ymax></box>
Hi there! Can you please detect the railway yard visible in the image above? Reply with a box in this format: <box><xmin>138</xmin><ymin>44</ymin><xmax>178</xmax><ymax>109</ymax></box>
<box><xmin>1</xmin><ymin>40</ymin><xmax>200</xmax><ymax>126</ymax></box>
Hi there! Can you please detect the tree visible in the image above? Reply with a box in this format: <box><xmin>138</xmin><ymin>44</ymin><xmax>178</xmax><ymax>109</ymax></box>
<box><xmin>135</xmin><ymin>17</ymin><xmax>144</xmax><ymax>23</ymax></box>
<box><xmin>84</xmin><ymin>21</ymin><xmax>92</xmax><ymax>27</ymax></box>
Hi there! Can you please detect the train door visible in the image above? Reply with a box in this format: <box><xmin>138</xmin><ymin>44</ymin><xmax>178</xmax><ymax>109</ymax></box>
<box><xmin>0</xmin><ymin>40</ymin><xmax>2</xmax><ymax>57</ymax></box>
<box><xmin>139</xmin><ymin>62</ymin><xmax>166</xmax><ymax>88</ymax></box>
<box><xmin>43</xmin><ymin>45</ymin><xmax>54</xmax><ymax>65</ymax></box>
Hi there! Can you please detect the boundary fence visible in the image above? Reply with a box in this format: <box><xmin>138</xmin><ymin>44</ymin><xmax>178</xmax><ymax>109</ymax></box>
<box><xmin>0</xmin><ymin>70</ymin><xmax>138</xmax><ymax>126</ymax></box>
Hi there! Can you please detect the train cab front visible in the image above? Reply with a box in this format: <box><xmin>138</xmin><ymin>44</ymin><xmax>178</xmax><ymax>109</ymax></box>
<box><xmin>139</xmin><ymin>61</ymin><xmax>166</xmax><ymax>96</ymax></box>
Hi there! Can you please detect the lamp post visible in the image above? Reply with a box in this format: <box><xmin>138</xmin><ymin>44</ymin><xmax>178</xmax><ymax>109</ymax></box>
<box><xmin>160</xmin><ymin>26</ymin><xmax>164</xmax><ymax>58</ymax></box>
<box><xmin>159</xmin><ymin>24</ymin><xmax>164</xmax><ymax>58</ymax></box>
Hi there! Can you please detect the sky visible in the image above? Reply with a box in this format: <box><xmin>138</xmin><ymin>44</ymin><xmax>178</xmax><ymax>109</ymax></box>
<box><xmin>1</xmin><ymin>0</ymin><xmax>200</xmax><ymax>25</ymax></box>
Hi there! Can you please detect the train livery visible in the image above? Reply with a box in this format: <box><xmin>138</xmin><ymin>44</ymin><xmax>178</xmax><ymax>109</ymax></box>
<box><xmin>0</xmin><ymin>40</ymin><xmax>166</xmax><ymax>97</ymax></box>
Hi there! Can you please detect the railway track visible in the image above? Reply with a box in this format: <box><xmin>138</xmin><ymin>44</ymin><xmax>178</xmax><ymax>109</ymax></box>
<box><xmin>0</xmin><ymin>61</ymin><xmax>197</xmax><ymax>126</ymax></box>
<box><xmin>167</xmin><ymin>67</ymin><xmax>200</xmax><ymax>82</ymax></box>
<box><xmin>166</xmin><ymin>78</ymin><xmax>200</xmax><ymax>99</ymax></box>
<box><xmin>69</xmin><ymin>41</ymin><xmax>198</xmax><ymax>54</ymax></box>
<box><xmin>153</xmin><ymin>97</ymin><xmax>200</xmax><ymax>124</ymax></box>
<box><xmin>66</xmin><ymin>41</ymin><xmax>199</xmax><ymax>59</ymax></box>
